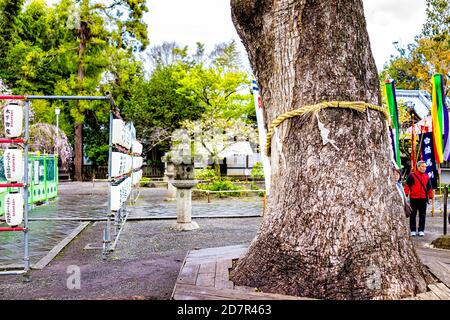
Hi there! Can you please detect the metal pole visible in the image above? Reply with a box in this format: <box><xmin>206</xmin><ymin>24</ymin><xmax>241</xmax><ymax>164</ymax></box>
<box><xmin>444</xmin><ymin>186</ymin><xmax>448</xmax><ymax>235</ymax></box>
<box><xmin>110</xmin><ymin>206</ymin><xmax>130</xmax><ymax>252</ymax></box>
<box><xmin>23</xmin><ymin>100</ymin><xmax>30</xmax><ymax>281</ymax></box>
<box><xmin>0</xmin><ymin>270</ymin><xmax>27</xmax><ymax>276</ymax></box>
<box><xmin>130</xmin><ymin>156</ymin><xmax>134</xmax><ymax>206</ymax></box>
<box><xmin>26</xmin><ymin>95</ymin><xmax>109</xmax><ymax>101</ymax></box>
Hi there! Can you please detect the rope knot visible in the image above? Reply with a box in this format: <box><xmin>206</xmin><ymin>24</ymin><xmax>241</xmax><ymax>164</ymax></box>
<box><xmin>264</xmin><ymin>101</ymin><xmax>389</xmax><ymax>156</ymax></box>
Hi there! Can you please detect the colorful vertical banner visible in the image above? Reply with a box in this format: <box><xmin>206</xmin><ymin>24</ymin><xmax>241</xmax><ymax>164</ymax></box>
<box><xmin>252</xmin><ymin>79</ymin><xmax>271</xmax><ymax>196</ymax></box>
<box><xmin>431</xmin><ymin>74</ymin><xmax>444</xmax><ymax>163</ymax></box>
<box><xmin>385</xmin><ymin>79</ymin><xmax>401</xmax><ymax>168</ymax></box>
<box><xmin>432</xmin><ymin>74</ymin><xmax>450</xmax><ymax>162</ymax></box>
<box><xmin>420</xmin><ymin>132</ymin><xmax>439</xmax><ymax>189</ymax></box>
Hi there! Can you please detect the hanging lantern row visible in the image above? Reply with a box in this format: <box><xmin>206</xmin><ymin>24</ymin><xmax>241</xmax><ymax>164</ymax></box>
<box><xmin>111</xmin><ymin>152</ymin><xmax>132</xmax><ymax>178</ymax></box>
<box><xmin>112</xmin><ymin>119</ymin><xmax>132</xmax><ymax>150</ymax></box>
<box><xmin>132</xmin><ymin>170</ymin><xmax>142</xmax><ymax>186</ymax></box>
<box><xmin>132</xmin><ymin>140</ymin><xmax>143</xmax><ymax>155</ymax></box>
<box><xmin>110</xmin><ymin>177</ymin><xmax>132</xmax><ymax>211</ymax></box>
<box><xmin>3</xmin><ymin>102</ymin><xmax>24</xmax><ymax>138</ymax></box>
<box><xmin>132</xmin><ymin>156</ymin><xmax>143</xmax><ymax>170</ymax></box>
<box><xmin>2</xmin><ymin>102</ymin><xmax>25</xmax><ymax>227</ymax></box>
<box><xmin>4</xmin><ymin>148</ymin><xmax>24</xmax><ymax>183</ymax></box>
<box><xmin>5</xmin><ymin>192</ymin><xmax>24</xmax><ymax>227</ymax></box>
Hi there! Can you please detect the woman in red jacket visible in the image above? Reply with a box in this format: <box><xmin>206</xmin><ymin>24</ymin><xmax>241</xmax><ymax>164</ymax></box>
<box><xmin>404</xmin><ymin>160</ymin><xmax>434</xmax><ymax>237</ymax></box>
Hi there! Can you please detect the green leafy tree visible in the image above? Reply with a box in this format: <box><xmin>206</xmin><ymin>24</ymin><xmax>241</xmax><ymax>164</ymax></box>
<box><xmin>115</xmin><ymin>45</ymin><xmax>205</xmax><ymax>154</ymax></box>
<box><xmin>250</xmin><ymin>161</ymin><xmax>264</xmax><ymax>179</ymax></box>
<box><xmin>422</xmin><ymin>0</ymin><xmax>450</xmax><ymax>38</ymax></box>
<box><xmin>0</xmin><ymin>0</ymin><xmax>149</xmax><ymax>180</ymax></box>
<box><xmin>175</xmin><ymin>41</ymin><xmax>254</xmax><ymax>121</ymax></box>
<box><xmin>0</xmin><ymin>0</ymin><xmax>26</xmax><ymax>84</ymax></box>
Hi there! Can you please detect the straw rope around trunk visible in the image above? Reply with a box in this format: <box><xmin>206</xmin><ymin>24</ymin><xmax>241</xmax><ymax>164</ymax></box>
<box><xmin>265</xmin><ymin>101</ymin><xmax>390</xmax><ymax>156</ymax></box>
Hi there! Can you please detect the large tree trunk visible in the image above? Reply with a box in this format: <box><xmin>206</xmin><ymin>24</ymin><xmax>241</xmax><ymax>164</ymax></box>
<box><xmin>74</xmin><ymin>14</ymin><xmax>89</xmax><ymax>182</ymax></box>
<box><xmin>230</xmin><ymin>0</ymin><xmax>430</xmax><ymax>299</ymax></box>
<box><xmin>74</xmin><ymin>123</ymin><xmax>83</xmax><ymax>181</ymax></box>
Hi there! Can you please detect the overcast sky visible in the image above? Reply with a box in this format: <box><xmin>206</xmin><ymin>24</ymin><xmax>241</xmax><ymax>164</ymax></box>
<box><xmin>144</xmin><ymin>0</ymin><xmax>427</xmax><ymax>72</ymax></box>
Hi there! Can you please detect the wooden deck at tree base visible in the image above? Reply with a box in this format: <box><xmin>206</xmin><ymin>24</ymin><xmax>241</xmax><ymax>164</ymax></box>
<box><xmin>172</xmin><ymin>244</ymin><xmax>450</xmax><ymax>300</ymax></box>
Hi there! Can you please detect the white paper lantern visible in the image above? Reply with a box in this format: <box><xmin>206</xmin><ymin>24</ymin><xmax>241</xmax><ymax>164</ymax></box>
<box><xmin>5</xmin><ymin>192</ymin><xmax>23</xmax><ymax>226</ymax></box>
<box><xmin>121</xmin><ymin>125</ymin><xmax>132</xmax><ymax>150</ymax></box>
<box><xmin>132</xmin><ymin>141</ymin><xmax>142</xmax><ymax>155</ymax></box>
<box><xmin>110</xmin><ymin>177</ymin><xmax>132</xmax><ymax>211</ymax></box>
<box><xmin>4</xmin><ymin>102</ymin><xmax>23</xmax><ymax>138</ymax></box>
<box><xmin>123</xmin><ymin>177</ymin><xmax>131</xmax><ymax>200</ymax></box>
<box><xmin>110</xmin><ymin>184</ymin><xmax>121</xmax><ymax>211</ymax></box>
<box><xmin>112</xmin><ymin>119</ymin><xmax>125</xmax><ymax>146</ymax></box>
<box><xmin>125</xmin><ymin>155</ymin><xmax>132</xmax><ymax>173</ymax></box>
<box><xmin>111</xmin><ymin>152</ymin><xmax>132</xmax><ymax>177</ymax></box>
<box><xmin>132</xmin><ymin>170</ymin><xmax>142</xmax><ymax>186</ymax></box>
<box><xmin>132</xmin><ymin>156</ymin><xmax>143</xmax><ymax>170</ymax></box>
<box><xmin>4</xmin><ymin>149</ymin><xmax>23</xmax><ymax>182</ymax></box>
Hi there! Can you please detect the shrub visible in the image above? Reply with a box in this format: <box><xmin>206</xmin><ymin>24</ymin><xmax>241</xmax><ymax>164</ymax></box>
<box><xmin>140</xmin><ymin>177</ymin><xmax>152</xmax><ymax>187</ymax></box>
<box><xmin>197</xmin><ymin>178</ymin><xmax>242</xmax><ymax>197</ymax></box>
<box><xmin>250</xmin><ymin>162</ymin><xmax>264</xmax><ymax>179</ymax></box>
<box><xmin>249</xmin><ymin>181</ymin><xmax>265</xmax><ymax>197</ymax></box>
<box><xmin>195</xmin><ymin>167</ymin><xmax>219</xmax><ymax>181</ymax></box>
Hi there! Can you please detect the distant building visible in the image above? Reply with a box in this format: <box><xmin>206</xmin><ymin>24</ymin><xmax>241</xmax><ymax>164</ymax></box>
<box><xmin>194</xmin><ymin>141</ymin><xmax>261</xmax><ymax>177</ymax></box>
<box><xmin>395</xmin><ymin>89</ymin><xmax>432</xmax><ymax>119</ymax></box>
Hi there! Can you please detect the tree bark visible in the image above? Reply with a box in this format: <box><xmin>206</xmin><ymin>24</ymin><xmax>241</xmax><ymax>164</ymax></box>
<box><xmin>230</xmin><ymin>0</ymin><xmax>431</xmax><ymax>299</ymax></box>
<box><xmin>74</xmin><ymin>13</ymin><xmax>89</xmax><ymax>182</ymax></box>
<box><xmin>74</xmin><ymin>123</ymin><xmax>83</xmax><ymax>181</ymax></box>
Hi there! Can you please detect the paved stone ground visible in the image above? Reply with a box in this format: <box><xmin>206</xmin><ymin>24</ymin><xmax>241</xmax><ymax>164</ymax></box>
<box><xmin>131</xmin><ymin>188</ymin><xmax>263</xmax><ymax>218</ymax></box>
<box><xmin>410</xmin><ymin>196</ymin><xmax>450</xmax><ymax>248</ymax></box>
<box><xmin>0</xmin><ymin>217</ymin><xmax>261</xmax><ymax>299</ymax></box>
<box><xmin>0</xmin><ymin>182</ymin><xmax>262</xmax><ymax>267</ymax></box>
<box><xmin>0</xmin><ymin>182</ymin><xmax>111</xmax><ymax>266</ymax></box>
<box><xmin>0</xmin><ymin>182</ymin><xmax>449</xmax><ymax>300</ymax></box>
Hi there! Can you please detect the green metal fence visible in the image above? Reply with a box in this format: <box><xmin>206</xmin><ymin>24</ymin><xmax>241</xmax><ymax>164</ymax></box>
<box><xmin>0</xmin><ymin>154</ymin><xmax>58</xmax><ymax>216</ymax></box>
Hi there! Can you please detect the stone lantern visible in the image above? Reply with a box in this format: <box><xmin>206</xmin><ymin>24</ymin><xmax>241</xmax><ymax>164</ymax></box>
<box><xmin>168</xmin><ymin>132</ymin><xmax>199</xmax><ymax>231</ymax></box>
<box><xmin>170</xmin><ymin>162</ymin><xmax>199</xmax><ymax>231</ymax></box>
<box><xmin>162</xmin><ymin>154</ymin><xmax>177</xmax><ymax>201</ymax></box>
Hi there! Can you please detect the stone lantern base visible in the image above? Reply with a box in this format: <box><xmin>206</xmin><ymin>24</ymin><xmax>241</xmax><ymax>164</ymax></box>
<box><xmin>170</xmin><ymin>180</ymin><xmax>199</xmax><ymax>231</ymax></box>
<box><xmin>170</xmin><ymin>221</ymin><xmax>199</xmax><ymax>231</ymax></box>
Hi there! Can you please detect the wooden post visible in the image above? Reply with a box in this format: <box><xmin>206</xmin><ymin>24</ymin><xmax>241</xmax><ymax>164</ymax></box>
<box><xmin>432</xmin><ymin>197</ymin><xmax>435</xmax><ymax>217</ymax></box>
<box><xmin>262</xmin><ymin>192</ymin><xmax>267</xmax><ymax>217</ymax></box>
<box><xmin>443</xmin><ymin>186</ymin><xmax>447</xmax><ymax>235</ymax></box>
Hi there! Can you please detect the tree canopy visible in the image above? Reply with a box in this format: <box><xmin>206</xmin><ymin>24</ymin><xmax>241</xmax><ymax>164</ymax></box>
<box><xmin>0</xmin><ymin>1</ymin><xmax>254</xmax><ymax>173</ymax></box>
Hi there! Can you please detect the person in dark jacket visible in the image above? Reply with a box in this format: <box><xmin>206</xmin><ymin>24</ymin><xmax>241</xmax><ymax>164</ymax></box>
<box><xmin>404</xmin><ymin>160</ymin><xmax>434</xmax><ymax>237</ymax></box>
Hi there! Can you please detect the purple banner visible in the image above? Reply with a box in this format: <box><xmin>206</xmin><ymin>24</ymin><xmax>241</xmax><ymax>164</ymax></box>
<box><xmin>420</xmin><ymin>132</ymin><xmax>439</xmax><ymax>189</ymax></box>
